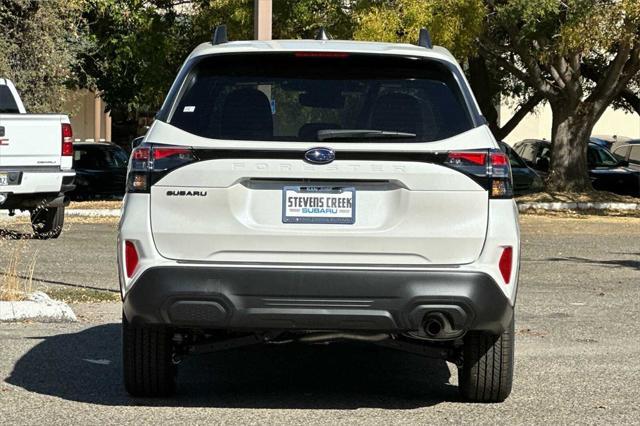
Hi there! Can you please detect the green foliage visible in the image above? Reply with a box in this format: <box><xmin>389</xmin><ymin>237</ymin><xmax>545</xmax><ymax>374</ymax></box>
<box><xmin>189</xmin><ymin>0</ymin><xmax>356</xmax><ymax>42</ymax></box>
<box><xmin>483</xmin><ymin>0</ymin><xmax>640</xmax><ymax>191</ymax></box>
<box><xmin>489</xmin><ymin>0</ymin><xmax>640</xmax><ymax>59</ymax></box>
<box><xmin>354</xmin><ymin>0</ymin><xmax>485</xmax><ymax>58</ymax></box>
<box><xmin>272</xmin><ymin>0</ymin><xmax>356</xmax><ymax>39</ymax></box>
<box><xmin>0</xmin><ymin>0</ymin><xmax>88</xmax><ymax>113</ymax></box>
<box><xmin>85</xmin><ymin>0</ymin><xmax>359</xmax><ymax>120</ymax></box>
<box><xmin>81</xmin><ymin>0</ymin><xmax>195</xmax><ymax>118</ymax></box>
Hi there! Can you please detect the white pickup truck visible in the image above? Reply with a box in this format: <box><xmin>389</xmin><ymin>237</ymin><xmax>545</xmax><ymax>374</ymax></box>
<box><xmin>0</xmin><ymin>78</ymin><xmax>75</xmax><ymax>238</ymax></box>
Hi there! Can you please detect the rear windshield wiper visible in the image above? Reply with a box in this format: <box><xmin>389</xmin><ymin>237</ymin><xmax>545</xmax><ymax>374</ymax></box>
<box><xmin>317</xmin><ymin>129</ymin><xmax>416</xmax><ymax>142</ymax></box>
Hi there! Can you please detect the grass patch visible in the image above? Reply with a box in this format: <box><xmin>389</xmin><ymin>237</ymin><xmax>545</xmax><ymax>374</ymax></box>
<box><xmin>0</xmin><ymin>241</ymin><xmax>37</xmax><ymax>301</ymax></box>
<box><xmin>520</xmin><ymin>209</ymin><xmax>640</xmax><ymax>218</ymax></box>
<box><xmin>45</xmin><ymin>287</ymin><xmax>120</xmax><ymax>303</ymax></box>
<box><xmin>517</xmin><ymin>191</ymin><xmax>640</xmax><ymax>204</ymax></box>
<box><xmin>68</xmin><ymin>200</ymin><xmax>122</xmax><ymax>210</ymax></box>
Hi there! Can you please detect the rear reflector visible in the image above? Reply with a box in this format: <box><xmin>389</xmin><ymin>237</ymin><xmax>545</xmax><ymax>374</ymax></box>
<box><xmin>499</xmin><ymin>246</ymin><xmax>513</xmax><ymax>284</ymax></box>
<box><xmin>124</xmin><ymin>241</ymin><xmax>139</xmax><ymax>278</ymax></box>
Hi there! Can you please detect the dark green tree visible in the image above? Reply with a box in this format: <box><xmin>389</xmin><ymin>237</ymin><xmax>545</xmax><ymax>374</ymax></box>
<box><xmin>481</xmin><ymin>0</ymin><xmax>640</xmax><ymax>192</ymax></box>
<box><xmin>0</xmin><ymin>0</ymin><xmax>88</xmax><ymax>113</ymax></box>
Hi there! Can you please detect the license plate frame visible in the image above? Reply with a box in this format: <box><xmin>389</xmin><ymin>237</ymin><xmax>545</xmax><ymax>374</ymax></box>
<box><xmin>282</xmin><ymin>186</ymin><xmax>356</xmax><ymax>224</ymax></box>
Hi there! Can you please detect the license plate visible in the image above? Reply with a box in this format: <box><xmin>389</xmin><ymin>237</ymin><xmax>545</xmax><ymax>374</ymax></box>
<box><xmin>283</xmin><ymin>186</ymin><xmax>355</xmax><ymax>224</ymax></box>
<box><xmin>0</xmin><ymin>173</ymin><xmax>7</xmax><ymax>186</ymax></box>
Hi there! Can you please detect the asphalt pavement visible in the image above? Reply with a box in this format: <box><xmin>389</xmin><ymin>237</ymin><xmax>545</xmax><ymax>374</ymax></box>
<box><xmin>0</xmin><ymin>215</ymin><xmax>639</xmax><ymax>424</ymax></box>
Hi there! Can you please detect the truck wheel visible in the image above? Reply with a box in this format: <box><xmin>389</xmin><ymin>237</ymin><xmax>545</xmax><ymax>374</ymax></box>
<box><xmin>30</xmin><ymin>206</ymin><xmax>65</xmax><ymax>239</ymax></box>
<box><xmin>122</xmin><ymin>313</ymin><xmax>176</xmax><ymax>397</ymax></box>
<box><xmin>458</xmin><ymin>318</ymin><xmax>514</xmax><ymax>402</ymax></box>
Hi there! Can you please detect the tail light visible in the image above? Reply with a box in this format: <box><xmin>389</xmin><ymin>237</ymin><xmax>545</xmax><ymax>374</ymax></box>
<box><xmin>445</xmin><ymin>149</ymin><xmax>513</xmax><ymax>198</ymax></box>
<box><xmin>62</xmin><ymin>123</ymin><xmax>73</xmax><ymax>156</ymax></box>
<box><xmin>498</xmin><ymin>246</ymin><xmax>513</xmax><ymax>284</ymax></box>
<box><xmin>124</xmin><ymin>241</ymin><xmax>139</xmax><ymax>278</ymax></box>
<box><xmin>127</xmin><ymin>144</ymin><xmax>197</xmax><ymax>193</ymax></box>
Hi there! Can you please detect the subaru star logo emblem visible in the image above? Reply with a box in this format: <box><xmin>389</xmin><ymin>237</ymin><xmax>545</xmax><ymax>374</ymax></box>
<box><xmin>304</xmin><ymin>147</ymin><xmax>335</xmax><ymax>164</ymax></box>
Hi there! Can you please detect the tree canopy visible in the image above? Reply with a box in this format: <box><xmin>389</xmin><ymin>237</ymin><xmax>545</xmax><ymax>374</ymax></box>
<box><xmin>0</xmin><ymin>0</ymin><xmax>88</xmax><ymax>113</ymax></box>
<box><xmin>2</xmin><ymin>0</ymin><xmax>639</xmax><ymax>192</ymax></box>
<box><xmin>481</xmin><ymin>0</ymin><xmax>640</xmax><ymax>191</ymax></box>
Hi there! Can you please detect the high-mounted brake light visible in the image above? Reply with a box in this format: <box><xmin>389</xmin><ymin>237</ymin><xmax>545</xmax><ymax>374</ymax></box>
<box><xmin>124</xmin><ymin>241</ymin><xmax>139</xmax><ymax>278</ymax></box>
<box><xmin>61</xmin><ymin>123</ymin><xmax>73</xmax><ymax>156</ymax></box>
<box><xmin>294</xmin><ymin>52</ymin><xmax>349</xmax><ymax>58</ymax></box>
<box><xmin>499</xmin><ymin>246</ymin><xmax>513</xmax><ymax>284</ymax></box>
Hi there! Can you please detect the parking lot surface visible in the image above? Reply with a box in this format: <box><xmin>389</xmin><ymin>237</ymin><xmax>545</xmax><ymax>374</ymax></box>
<box><xmin>0</xmin><ymin>215</ymin><xmax>639</xmax><ymax>424</ymax></box>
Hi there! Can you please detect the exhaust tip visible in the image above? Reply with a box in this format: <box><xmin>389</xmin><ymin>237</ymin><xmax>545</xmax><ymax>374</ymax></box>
<box><xmin>425</xmin><ymin>318</ymin><xmax>443</xmax><ymax>337</ymax></box>
<box><xmin>422</xmin><ymin>313</ymin><xmax>450</xmax><ymax>338</ymax></box>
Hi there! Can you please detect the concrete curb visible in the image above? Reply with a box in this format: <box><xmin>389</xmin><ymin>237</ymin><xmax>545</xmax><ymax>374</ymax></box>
<box><xmin>0</xmin><ymin>291</ymin><xmax>77</xmax><ymax>323</ymax></box>
<box><xmin>518</xmin><ymin>202</ymin><xmax>639</xmax><ymax>212</ymax></box>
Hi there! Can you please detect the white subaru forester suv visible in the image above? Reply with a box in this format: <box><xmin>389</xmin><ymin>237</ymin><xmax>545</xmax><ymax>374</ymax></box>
<box><xmin>118</xmin><ymin>28</ymin><xmax>520</xmax><ymax>402</ymax></box>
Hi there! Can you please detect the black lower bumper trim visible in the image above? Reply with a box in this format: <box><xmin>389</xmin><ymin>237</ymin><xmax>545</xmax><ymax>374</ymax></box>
<box><xmin>123</xmin><ymin>266</ymin><xmax>513</xmax><ymax>334</ymax></box>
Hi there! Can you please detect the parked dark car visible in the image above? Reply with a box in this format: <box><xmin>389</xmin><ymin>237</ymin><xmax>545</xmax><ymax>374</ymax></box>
<box><xmin>612</xmin><ymin>140</ymin><xmax>640</xmax><ymax>173</ymax></box>
<box><xmin>513</xmin><ymin>139</ymin><xmax>640</xmax><ymax>196</ymax></box>
<box><xmin>70</xmin><ymin>142</ymin><xmax>128</xmax><ymax>200</ymax></box>
<box><xmin>498</xmin><ymin>141</ymin><xmax>543</xmax><ymax>195</ymax></box>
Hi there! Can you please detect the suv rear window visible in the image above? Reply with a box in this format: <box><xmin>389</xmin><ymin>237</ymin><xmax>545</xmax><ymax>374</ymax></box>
<box><xmin>0</xmin><ymin>85</ymin><xmax>19</xmax><ymax>113</ymax></box>
<box><xmin>167</xmin><ymin>53</ymin><xmax>474</xmax><ymax>142</ymax></box>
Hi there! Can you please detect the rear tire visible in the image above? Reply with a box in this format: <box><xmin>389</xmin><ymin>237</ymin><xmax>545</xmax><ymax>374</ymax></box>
<box><xmin>30</xmin><ymin>206</ymin><xmax>64</xmax><ymax>239</ymax></box>
<box><xmin>122</xmin><ymin>314</ymin><xmax>176</xmax><ymax>397</ymax></box>
<box><xmin>458</xmin><ymin>318</ymin><xmax>515</xmax><ymax>402</ymax></box>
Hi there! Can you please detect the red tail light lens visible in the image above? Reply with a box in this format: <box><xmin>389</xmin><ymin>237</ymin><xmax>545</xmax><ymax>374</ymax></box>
<box><xmin>445</xmin><ymin>149</ymin><xmax>513</xmax><ymax>199</ymax></box>
<box><xmin>447</xmin><ymin>152</ymin><xmax>487</xmax><ymax>166</ymax></box>
<box><xmin>62</xmin><ymin>123</ymin><xmax>73</xmax><ymax>156</ymax></box>
<box><xmin>132</xmin><ymin>147</ymin><xmax>150</xmax><ymax>161</ymax></box>
<box><xmin>153</xmin><ymin>147</ymin><xmax>192</xmax><ymax>160</ymax></box>
<box><xmin>124</xmin><ymin>241</ymin><xmax>139</xmax><ymax>278</ymax></box>
<box><xmin>499</xmin><ymin>246</ymin><xmax>513</xmax><ymax>284</ymax></box>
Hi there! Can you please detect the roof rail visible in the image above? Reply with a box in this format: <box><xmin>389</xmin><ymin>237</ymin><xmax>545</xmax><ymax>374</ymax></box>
<box><xmin>212</xmin><ymin>25</ymin><xmax>228</xmax><ymax>45</ymax></box>
<box><xmin>315</xmin><ymin>27</ymin><xmax>331</xmax><ymax>41</ymax></box>
<box><xmin>417</xmin><ymin>28</ymin><xmax>432</xmax><ymax>48</ymax></box>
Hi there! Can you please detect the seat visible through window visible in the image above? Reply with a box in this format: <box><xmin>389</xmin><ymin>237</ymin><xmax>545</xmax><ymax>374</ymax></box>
<box><xmin>369</xmin><ymin>93</ymin><xmax>423</xmax><ymax>136</ymax></box>
<box><xmin>220</xmin><ymin>88</ymin><xmax>273</xmax><ymax>140</ymax></box>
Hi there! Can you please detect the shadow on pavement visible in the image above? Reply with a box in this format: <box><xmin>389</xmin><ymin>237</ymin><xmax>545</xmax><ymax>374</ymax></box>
<box><xmin>546</xmin><ymin>256</ymin><xmax>640</xmax><ymax>271</ymax></box>
<box><xmin>6</xmin><ymin>323</ymin><xmax>458</xmax><ymax>408</ymax></box>
<box><xmin>0</xmin><ymin>228</ymin><xmax>35</xmax><ymax>240</ymax></box>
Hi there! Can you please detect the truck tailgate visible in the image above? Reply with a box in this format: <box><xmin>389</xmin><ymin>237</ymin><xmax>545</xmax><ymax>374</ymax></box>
<box><xmin>0</xmin><ymin>114</ymin><xmax>65</xmax><ymax>167</ymax></box>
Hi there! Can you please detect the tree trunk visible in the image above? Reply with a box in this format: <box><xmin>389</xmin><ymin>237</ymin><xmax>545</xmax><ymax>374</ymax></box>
<box><xmin>466</xmin><ymin>56</ymin><xmax>500</xmax><ymax>134</ymax></box>
<box><xmin>546</xmin><ymin>103</ymin><xmax>594</xmax><ymax>192</ymax></box>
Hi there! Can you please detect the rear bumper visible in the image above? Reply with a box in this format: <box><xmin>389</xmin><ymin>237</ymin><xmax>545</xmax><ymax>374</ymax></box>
<box><xmin>123</xmin><ymin>266</ymin><xmax>513</xmax><ymax>335</ymax></box>
<box><xmin>0</xmin><ymin>170</ymin><xmax>75</xmax><ymax>209</ymax></box>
